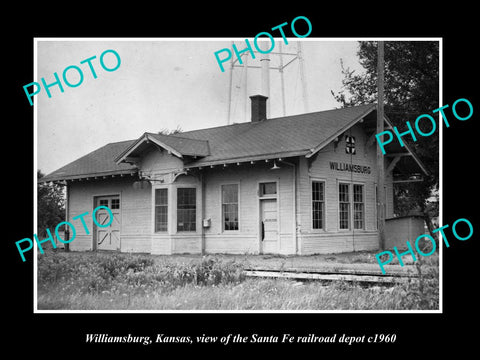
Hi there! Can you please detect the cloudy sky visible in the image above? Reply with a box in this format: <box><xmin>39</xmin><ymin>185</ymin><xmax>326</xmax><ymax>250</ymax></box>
<box><xmin>36</xmin><ymin>39</ymin><xmax>365</xmax><ymax>175</ymax></box>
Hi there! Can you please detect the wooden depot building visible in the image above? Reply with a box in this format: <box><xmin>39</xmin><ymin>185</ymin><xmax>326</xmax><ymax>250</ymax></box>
<box><xmin>40</xmin><ymin>96</ymin><xmax>428</xmax><ymax>255</ymax></box>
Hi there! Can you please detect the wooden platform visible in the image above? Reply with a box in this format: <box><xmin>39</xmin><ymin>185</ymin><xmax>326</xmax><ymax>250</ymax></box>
<box><xmin>244</xmin><ymin>264</ymin><xmax>420</xmax><ymax>284</ymax></box>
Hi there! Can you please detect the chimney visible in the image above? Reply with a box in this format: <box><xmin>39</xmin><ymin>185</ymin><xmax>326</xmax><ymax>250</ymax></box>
<box><xmin>250</xmin><ymin>95</ymin><xmax>268</xmax><ymax>122</ymax></box>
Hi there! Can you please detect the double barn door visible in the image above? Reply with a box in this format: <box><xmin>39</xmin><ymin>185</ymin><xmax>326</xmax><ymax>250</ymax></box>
<box><xmin>94</xmin><ymin>196</ymin><xmax>121</xmax><ymax>251</ymax></box>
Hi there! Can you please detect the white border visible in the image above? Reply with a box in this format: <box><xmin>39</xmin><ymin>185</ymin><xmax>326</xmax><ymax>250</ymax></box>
<box><xmin>33</xmin><ymin>37</ymin><xmax>442</xmax><ymax>314</ymax></box>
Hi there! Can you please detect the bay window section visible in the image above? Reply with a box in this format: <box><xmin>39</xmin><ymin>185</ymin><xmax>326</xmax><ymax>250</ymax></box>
<box><xmin>155</xmin><ymin>188</ymin><xmax>168</xmax><ymax>232</ymax></box>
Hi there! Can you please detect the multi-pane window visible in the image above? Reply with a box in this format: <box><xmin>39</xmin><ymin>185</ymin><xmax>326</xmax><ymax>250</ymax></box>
<box><xmin>222</xmin><ymin>184</ymin><xmax>239</xmax><ymax>231</ymax></box>
<box><xmin>99</xmin><ymin>199</ymin><xmax>109</xmax><ymax>207</ymax></box>
<box><xmin>177</xmin><ymin>188</ymin><xmax>196</xmax><ymax>232</ymax></box>
<box><xmin>339</xmin><ymin>183</ymin><xmax>350</xmax><ymax>230</ymax></box>
<box><xmin>353</xmin><ymin>184</ymin><xmax>364</xmax><ymax>229</ymax></box>
<box><xmin>155</xmin><ymin>188</ymin><xmax>168</xmax><ymax>232</ymax></box>
<box><xmin>111</xmin><ymin>198</ymin><xmax>120</xmax><ymax>209</ymax></box>
<box><xmin>312</xmin><ymin>181</ymin><xmax>325</xmax><ymax>229</ymax></box>
<box><xmin>259</xmin><ymin>182</ymin><xmax>277</xmax><ymax>196</ymax></box>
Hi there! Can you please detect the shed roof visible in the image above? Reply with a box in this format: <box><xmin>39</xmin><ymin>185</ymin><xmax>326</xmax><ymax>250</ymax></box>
<box><xmin>40</xmin><ymin>103</ymin><xmax>427</xmax><ymax>182</ymax></box>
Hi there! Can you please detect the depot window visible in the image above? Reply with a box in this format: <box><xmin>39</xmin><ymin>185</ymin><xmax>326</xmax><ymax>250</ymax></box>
<box><xmin>338</xmin><ymin>183</ymin><xmax>365</xmax><ymax>230</ymax></box>
<box><xmin>155</xmin><ymin>188</ymin><xmax>168</xmax><ymax>232</ymax></box>
<box><xmin>111</xmin><ymin>198</ymin><xmax>120</xmax><ymax>209</ymax></box>
<box><xmin>312</xmin><ymin>181</ymin><xmax>325</xmax><ymax>229</ymax></box>
<box><xmin>259</xmin><ymin>182</ymin><xmax>277</xmax><ymax>196</ymax></box>
<box><xmin>353</xmin><ymin>184</ymin><xmax>364</xmax><ymax>230</ymax></box>
<box><xmin>339</xmin><ymin>183</ymin><xmax>350</xmax><ymax>230</ymax></box>
<box><xmin>222</xmin><ymin>184</ymin><xmax>239</xmax><ymax>231</ymax></box>
<box><xmin>177</xmin><ymin>188</ymin><xmax>196</xmax><ymax>232</ymax></box>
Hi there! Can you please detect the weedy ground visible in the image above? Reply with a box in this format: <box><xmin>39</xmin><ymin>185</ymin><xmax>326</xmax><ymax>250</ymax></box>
<box><xmin>36</xmin><ymin>251</ymin><xmax>439</xmax><ymax>310</ymax></box>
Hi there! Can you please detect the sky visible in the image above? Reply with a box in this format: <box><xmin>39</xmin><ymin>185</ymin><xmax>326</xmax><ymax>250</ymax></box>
<box><xmin>36</xmin><ymin>39</ymin><xmax>365</xmax><ymax>175</ymax></box>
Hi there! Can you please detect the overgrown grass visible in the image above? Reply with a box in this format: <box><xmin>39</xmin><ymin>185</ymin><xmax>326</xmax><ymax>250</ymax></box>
<box><xmin>38</xmin><ymin>252</ymin><xmax>245</xmax><ymax>296</ymax></box>
<box><xmin>37</xmin><ymin>251</ymin><xmax>439</xmax><ymax>311</ymax></box>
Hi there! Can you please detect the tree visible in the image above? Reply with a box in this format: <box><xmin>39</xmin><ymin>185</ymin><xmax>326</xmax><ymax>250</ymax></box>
<box><xmin>37</xmin><ymin>170</ymin><xmax>65</xmax><ymax>237</ymax></box>
<box><xmin>332</xmin><ymin>41</ymin><xmax>439</xmax><ymax>222</ymax></box>
<box><xmin>158</xmin><ymin>125</ymin><xmax>182</xmax><ymax>135</ymax></box>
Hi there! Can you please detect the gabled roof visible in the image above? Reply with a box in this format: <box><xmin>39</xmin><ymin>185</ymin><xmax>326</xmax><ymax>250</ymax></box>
<box><xmin>39</xmin><ymin>103</ymin><xmax>428</xmax><ymax>183</ymax></box>
<box><xmin>115</xmin><ymin>132</ymin><xmax>210</xmax><ymax>164</ymax></box>
<box><xmin>149</xmin><ymin>133</ymin><xmax>210</xmax><ymax>157</ymax></box>
<box><xmin>180</xmin><ymin>103</ymin><xmax>377</xmax><ymax>167</ymax></box>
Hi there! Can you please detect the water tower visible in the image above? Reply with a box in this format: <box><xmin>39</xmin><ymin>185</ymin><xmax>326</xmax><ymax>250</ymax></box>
<box><xmin>226</xmin><ymin>40</ymin><xmax>309</xmax><ymax>124</ymax></box>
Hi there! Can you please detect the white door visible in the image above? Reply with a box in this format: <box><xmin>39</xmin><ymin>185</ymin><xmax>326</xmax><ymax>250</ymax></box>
<box><xmin>260</xmin><ymin>198</ymin><xmax>278</xmax><ymax>254</ymax></box>
<box><xmin>95</xmin><ymin>196</ymin><xmax>120</xmax><ymax>251</ymax></box>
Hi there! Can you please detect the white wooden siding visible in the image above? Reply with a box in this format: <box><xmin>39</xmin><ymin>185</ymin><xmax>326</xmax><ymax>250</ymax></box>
<box><xmin>297</xmin><ymin>123</ymin><xmax>388</xmax><ymax>254</ymax></box>
<box><xmin>202</xmin><ymin>163</ymin><xmax>295</xmax><ymax>255</ymax></box>
<box><xmin>66</xmin><ymin>123</ymin><xmax>394</xmax><ymax>256</ymax></box>
<box><xmin>140</xmin><ymin>147</ymin><xmax>183</xmax><ymax>174</ymax></box>
<box><xmin>67</xmin><ymin>176</ymin><xmax>151</xmax><ymax>252</ymax></box>
<box><xmin>301</xmin><ymin>232</ymin><xmax>378</xmax><ymax>255</ymax></box>
<box><xmin>151</xmin><ymin>234</ymin><xmax>172</xmax><ymax>255</ymax></box>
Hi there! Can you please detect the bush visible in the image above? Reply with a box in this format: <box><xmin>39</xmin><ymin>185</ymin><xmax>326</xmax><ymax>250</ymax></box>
<box><xmin>37</xmin><ymin>252</ymin><xmax>245</xmax><ymax>296</ymax></box>
<box><xmin>154</xmin><ymin>256</ymin><xmax>245</xmax><ymax>289</ymax></box>
<box><xmin>37</xmin><ymin>252</ymin><xmax>71</xmax><ymax>284</ymax></box>
<box><xmin>395</xmin><ymin>255</ymin><xmax>439</xmax><ymax>309</ymax></box>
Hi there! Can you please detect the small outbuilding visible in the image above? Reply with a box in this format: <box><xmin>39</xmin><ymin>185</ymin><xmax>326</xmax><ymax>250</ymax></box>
<box><xmin>40</xmin><ymin>96</ymin><xmax>428</xmax><ymax>255</ymax></box>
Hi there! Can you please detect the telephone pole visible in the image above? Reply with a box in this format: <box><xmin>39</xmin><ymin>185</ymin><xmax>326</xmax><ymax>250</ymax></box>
<box><xmin>377</xmin><ymin>40</ymin><xmax>386</xmax><ymax>250</ymax></box>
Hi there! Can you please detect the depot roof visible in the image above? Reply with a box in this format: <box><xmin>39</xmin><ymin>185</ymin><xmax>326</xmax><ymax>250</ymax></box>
<box><xmin>39</xmin><ymin>103</ymin><xmax>428</xmax><ymax>183</ymax></box>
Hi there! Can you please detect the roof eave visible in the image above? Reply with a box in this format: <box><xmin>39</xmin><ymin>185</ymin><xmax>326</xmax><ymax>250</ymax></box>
<box><xmin>306</xmin><ymin>103</ymin><xmax>377</xmax><ymax>158</ymax></box>
<box><xmin>38</xmin><ymin>168</ymin><xmax>138</xmax><ymax>183</ymax></box>
<box><xmin>184</xmin><ymin>150</ymin><xmax>310</xmax><ymax>168</ymax></box>
<box><xmin>383</xmin><ymin>115</ymin><xmax>430</xmax><ymax>176</ymax></box>
<box><xmin>303</xmin><ymin>105</ymin><xmax>429</xmax><ymax>177</ymax></box>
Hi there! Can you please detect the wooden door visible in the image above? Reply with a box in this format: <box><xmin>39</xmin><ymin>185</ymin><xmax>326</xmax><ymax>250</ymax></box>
<box><xmin>95</xmin><ymin>196</ymin><xmax>121</xmax><ymax>251</ymax></box>
<box><xmin>260</xmin><ymin>198</ymin><xmax>278</xmax><ymax>254</ymax></box>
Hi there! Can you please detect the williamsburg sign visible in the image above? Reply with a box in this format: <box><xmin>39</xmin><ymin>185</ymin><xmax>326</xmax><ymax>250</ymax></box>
<box><xmin>329</xmin><ymin>161</ymin><xmax>372</xmax><ymax>175</ymax></box>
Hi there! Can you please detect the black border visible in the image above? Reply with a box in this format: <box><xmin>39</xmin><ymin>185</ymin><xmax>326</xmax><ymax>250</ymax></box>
<box><xmin>7</xmin><ymin>5</ymin><xmax>479</xmax><ymax>355</ymax></box>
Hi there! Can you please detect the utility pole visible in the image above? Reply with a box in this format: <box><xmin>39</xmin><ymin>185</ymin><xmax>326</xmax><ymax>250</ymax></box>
<box><xmin>377</xmin><ymin>41</ymin><xmax>386</xmax><ymax>250</ymax></box>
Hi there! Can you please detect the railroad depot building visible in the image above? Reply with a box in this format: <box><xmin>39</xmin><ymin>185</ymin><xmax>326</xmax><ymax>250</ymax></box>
<box><xmin>40</xmin><ymin>96</ymin><xmax>428</xmax><ymax>255</ymax></box>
